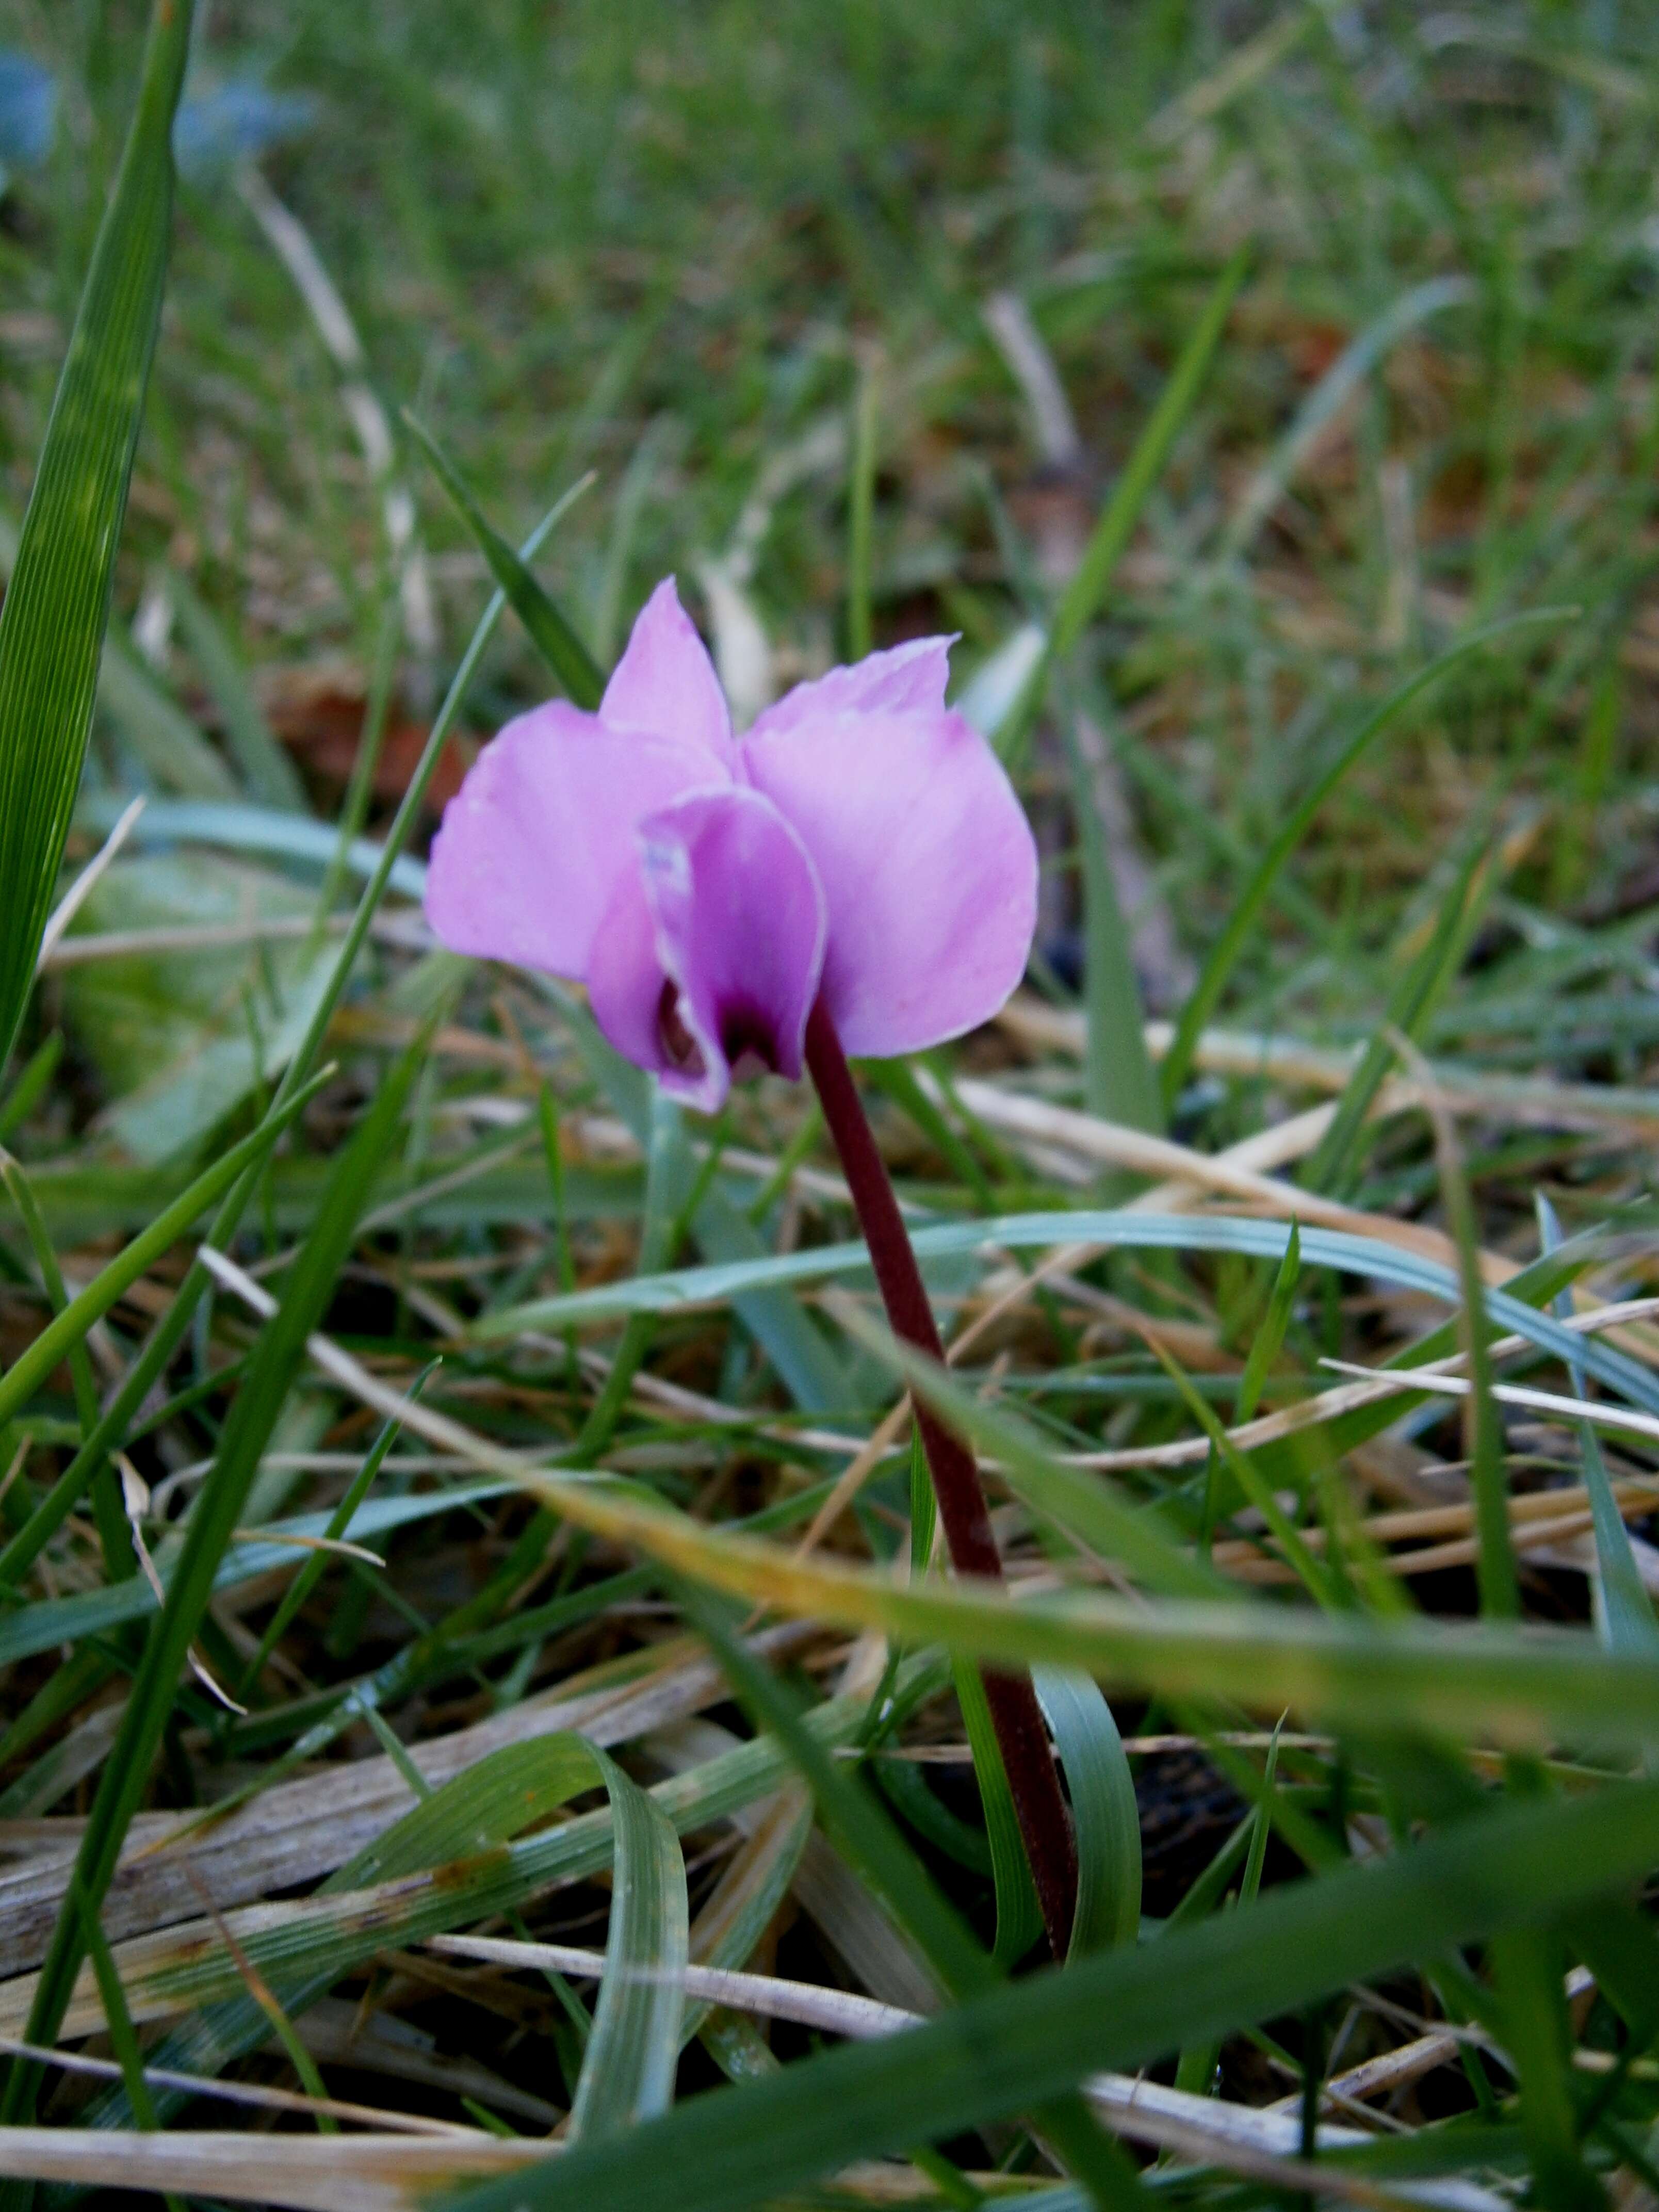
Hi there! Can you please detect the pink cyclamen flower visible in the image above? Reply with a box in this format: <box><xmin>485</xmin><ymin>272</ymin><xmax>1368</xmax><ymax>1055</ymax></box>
<box><xmin>425</xmin><ymin>578</ymin><xmax>1038</xmax><ymax>1111</ymax></box>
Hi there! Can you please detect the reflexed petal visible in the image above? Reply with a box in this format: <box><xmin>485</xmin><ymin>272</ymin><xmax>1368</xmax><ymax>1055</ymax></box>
<box><xmin>749</xmin><ymin>633</ymin><xmax>954</xmax><ymax>739</ymax></box>
<box><xmin>588</xmin><ymin>786</ymin><xmax>827</xmax><ymax>1115</ymax></box>
<box><xmin>424</xmin><ymin>700</ymin><xmax>719</xmax><ymax>980</ymax></box>
<box><xmin>744</xmin><ymin>707</ymin><xmax>1036</xmax><ymax>1057</ymax></box>
<box><xmin>600</xmin><ymin>576</ymin><xmax>735</xmax><ymax>763</ymax></box>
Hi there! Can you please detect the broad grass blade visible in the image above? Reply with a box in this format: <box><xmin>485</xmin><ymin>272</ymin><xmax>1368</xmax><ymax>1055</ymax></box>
<box><xmin>514</xmin><ymin>1469</ymin><xmax>1659</xmax><ymax>1754</ymax></box>
<box><xmin>482</xmin><ymin>1208</ymin><xmax>1659</xmax><ymax>1420</ymax></box>
<box><xmin>440</xmin><ymin>1778</ymin><xmax>1659</xmax><ymax>2212</ymax></box>
<box><xmin>568</xmin><ymin>1747</ymin><xmax>689</xmax><ymax>2141</ymax></box>
<box><xmin>0</xmin><ymin>0</ymin><xmax>196</xmax><ymax>1074</ymax></box>
<box><xmin>1034</xmin><ymin>1669</ymin><xmax>1141</xmax><ymax>1955</ymax></box>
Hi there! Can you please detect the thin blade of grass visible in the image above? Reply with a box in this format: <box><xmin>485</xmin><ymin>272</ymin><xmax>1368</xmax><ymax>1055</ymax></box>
<box><xmin>504</xmin><ymin>1470</ymin><xmax>1659</xmax><ymax>1754</ymax></box>
<box><xmin>166</xmin><ymin>568</ymin><xmax>307</xmax><ymax>812</ymax></box>
<box><xmin>403</xmin><ymin>412</ymin><xmax>603</xmax><ymax>708</ymax></box>
<box><xmin>998</xmin><ymin>248</ymin><xmax>1248</xmax><ymax>769</ymax></box>
<box><xmin>1235</xmin><ymin>1218</ymin><xmax>1300</xmax><ymax>1426</ymax></box>
<box><xmin>1060</xmin><ymin>701</ymin><xmax>1163</xmax><ymax>1134</ymax></box>
<box><xmin>0</xmin><ymin>1150</ymin><xmax>133</xmax><ymax>1582</ymax></box>
<box><xmin>1302</xmin><ymin>843</ymin><xmax>1489</xmax><ymax>1197</ymax></box>
<box><xmin>1398</xmin><ymin>1031</ymin><xmax>1518</xmax><ymax>1621</ymax></box>
<box><xmin>1142</xmin><ymin>1335</ymin><xmax>1342</xmax><ymax>1612</ymax></box>
<box><xmin>0</xmin><ymin>1071</ymin><xmax>327</xmax><ymax>1453</ymax></box>
<box><xmin>1537</xmin><ymin>1193</ymin><xmax>1659</xmax><ymax>1670</ymax></box>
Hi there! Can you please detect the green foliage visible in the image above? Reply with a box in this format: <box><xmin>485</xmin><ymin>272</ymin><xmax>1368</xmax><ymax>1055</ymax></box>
<box><xmin>0</xmin><ymin>0</ymin><xmax>194</xmax><ymax>1074</ymax></box>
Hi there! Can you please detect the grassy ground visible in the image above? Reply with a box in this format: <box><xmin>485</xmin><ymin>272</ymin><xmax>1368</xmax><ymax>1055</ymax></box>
<box><xmin>2</xmin><ymin>2</ymin><xmax>1659</xmax><ymax>2206</ymax></box>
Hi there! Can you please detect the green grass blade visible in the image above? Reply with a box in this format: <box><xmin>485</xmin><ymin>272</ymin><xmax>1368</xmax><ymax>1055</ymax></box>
<box><xmin>404</xmin><ymin>412</ymin><xmax>604</xmax><ymax>708</ymax></box>
<box><xmin>568</xmin><ymin>1747</ymin><xmax>689</xmax><ymax>2141</ymax></box>
<box><xmin>0</xmin><ymin>0</ymin><xmax>196</xmax><ymax>1074</ymax></box>
<box><xmin>1489</xmin><ymin>1921</ymin><xmax>1601</xmax><ymax>2212</ymax></box>
<box><xmin>999</xmin><ymin>249</ymin><xmax>1248</xmax><ymax>769</ymax></box>
<box><xmin>1235</xmin><ymin>1218</ymin><xmax>1299</xmax><ymax>1425</ymax></box>
<box><xmin>0</xmin><ymin>1035</ymin><xmax>62</xmax><ymax>1143</ymax></box>
<box><xmin>1034</xmin><ymin>1668</ymin><xmax>1141</xmax><ymax>1955</ymax></box>
<box><xmin>1143</xmin><ymin>1334</ymin><xmax>1342</xmax><ymax>1611</ymax></box>
<box><xmin>167</xmin><ymin>568</ymin><xmax>308</xmax><ymax>812</ymax></box>
<box><xmin>838</xmin><ymin>1318</ymin><xmax>1229</xmax><ymax>1600</ymax></box>
<box><xmin>1302</xmin><ymin>844</ymin><xmax>1488</xmax><ymax>1197</ymax></box>
<box><xmin>91</xmin><ymin>1734</ymin><xmax>626</xmax><ymax>2132</ymax></box>
<box><xmin>1420</xmin><ymin>1060</ymin><xmax>1518</xmax><ymax>1622</ymax></box>
<box><xmin>540</xmin><ymin>978</ymin><xmax>852</xmax><ymax>1413</ymax></box>
<box><xmin>861</xmin><ymin>1057</ymin><xmax>993</xmax><ymax>1207</ymax></box>
<box><xmin>476</xmin><ymin>1206</ymin><xmax>1659</xmax><ymax>1416</ymax></box>
<box><xmin>677</xmin><ymin>1580</ymin><xmax>994</xmax><ymax>1999</ymax></box>
<box><xmin>1537</xmin><ymin>1194</ymin><xmax>1659</xmax><ymax>1668</ymax></box>
<box><xmin>88</xmin><ymin>1668</ymin><xmax>915</xmax><ymax>2115</ymax></box>
<box><xmin>0</xmin><ymin>1150</ymin><xmax>133</xmax><ymax>1582</ymax></box>
<box><xmin>1159</xmin><ymin>609</ymin><xmax>1573</xmax><ymax>1111</ymax></box>
<box><xmin>573</xmin><ymin>1090</ymin><xmax>690</xmax><ymax>1458</ymax></box>
<box><xmin>522</xmin><ymin>1475</ymin><xmax>1659</xmax><ymax>1755</ymax></box>
<box><xmin>0</xmin><ymin>1071</ymin><xmax>326</xmax><ymax>1448</ymax></box>
<box><xmin>441</xmin><ymin>1777</ymin><xmax>1659</xmax><ymax>2212</ymax></box>
<box><xmin>1175</xmin><ymin>1714</ymin><xmax>1283</xmax><ymax>2096</ymax></box>
<box><xmin>953</xmin><ymin>1654</ymin><xmax>1044</xmax><ymax>1966</ymax></box>
<box><xmin>98</xmin><ymin>631</ymin><xmax>240</xmax><ymax>796</ymax></box>
<box><xmin>1060</xmin><ymin>705</ymin><xmax>1163</xmax><ymax>1134</ymax></box>
<box><xmin>0</xmin><ymin>1035</ymin><xmax>422</xmax><ymax>2123</ymax></box>
<box><xmin>232</xmin><ymin>1367</ymin><xmax>433</xmax><ymax>1705</ymax></box>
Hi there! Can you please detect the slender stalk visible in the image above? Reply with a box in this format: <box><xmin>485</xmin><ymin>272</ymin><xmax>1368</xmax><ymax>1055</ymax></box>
<box><xmin>803</xmin><ymin>999</ymin><xmax>1077</xmax><ymax>1957</ymax></box>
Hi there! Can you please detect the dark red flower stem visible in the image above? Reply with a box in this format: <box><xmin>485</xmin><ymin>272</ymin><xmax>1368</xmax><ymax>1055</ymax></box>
<box><xmin>803</xmin><ymin>998</ymin><xmax>1077</xmax><ymax>1960</ymax></box>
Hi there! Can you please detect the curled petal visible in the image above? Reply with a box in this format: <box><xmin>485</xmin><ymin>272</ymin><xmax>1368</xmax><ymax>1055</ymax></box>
<box><xmin>588</xmin><ymin>787</ymin><xmax>826</xmax><ymax>1115</ymax></box>
<box><xmin>749</xmin><ymin>633</ymin><xmax>954</xmax><ymax>739</ymax></box>
<box><xmin>600</xmin><ymin>576</ymin><xmax>735</xmax><ymax>765</ymax></box>
<box><xmin>424</xmin><ymin>701</ymin><xmax>718</xmax><ymax>980</ymax></box>
<box><xmin>744</xmin><ymin>708</ymin><xmax>1036</xmax><ymax>1058</ymax></box>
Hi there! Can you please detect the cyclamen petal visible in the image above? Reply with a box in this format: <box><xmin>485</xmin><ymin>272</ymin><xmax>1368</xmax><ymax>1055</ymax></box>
<box><xmin>742</xmin><ymin>704</ymin><xmax>1037</xmax><ymax>1059</ymax></box>
<box><xmin>599</xmin><ymin>575</ymin><xmax>736</xmax><ymax>765</ymax></box>
<box><xmin>424</xmin><ymin>701</ymin><xmax>716</xmax><ymax>980</ymax></box>
<box><xmin>749</xmin><ymin>633</ymin><xmax>954</xmax><ymax>738</ymax></box>
<box><xmin>588</xmin><ymin>787</ymin><xmax>827</xmax><ymax>1115</ymax></box>
<box><xmin>424</xmin><ymin>581</ymin><xmax>1038</xmax><ymax>1110</ymax></box>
